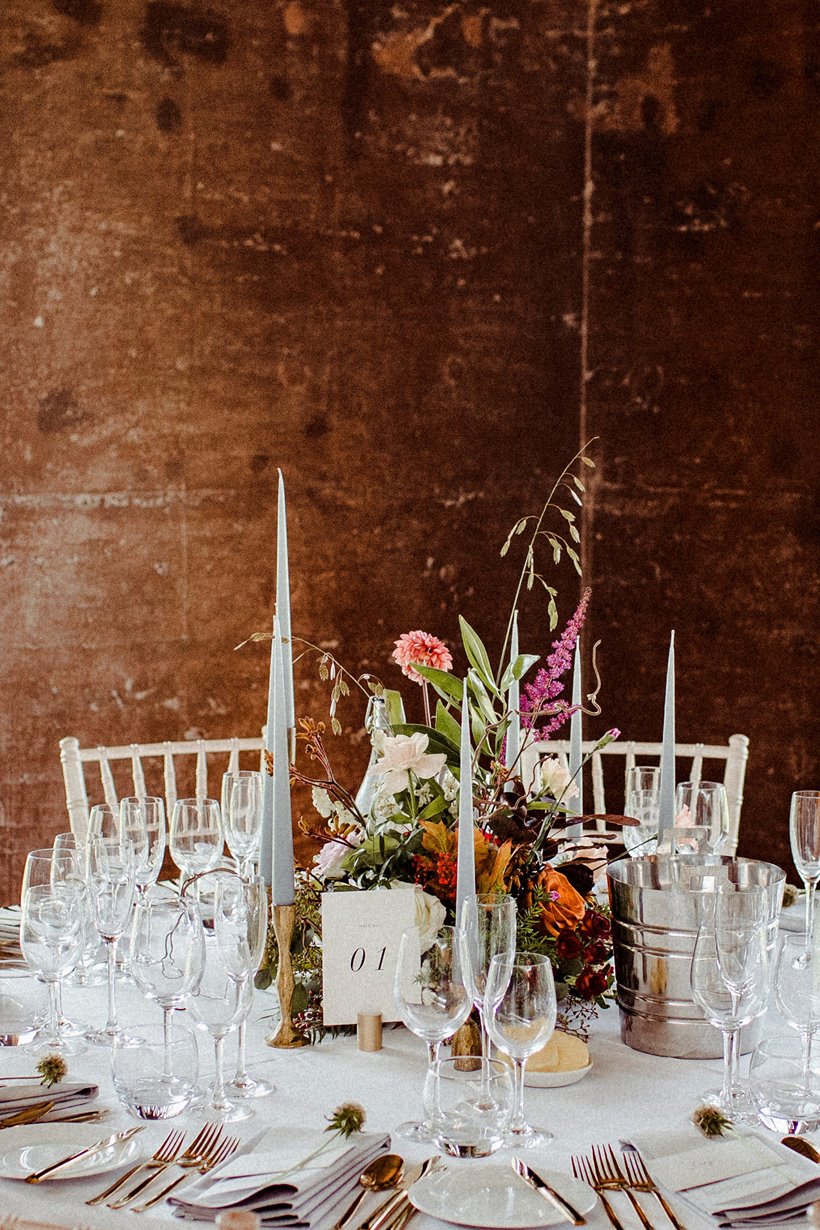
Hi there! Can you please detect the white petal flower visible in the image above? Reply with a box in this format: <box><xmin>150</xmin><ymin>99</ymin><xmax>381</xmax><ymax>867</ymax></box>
<box><xmin>312</xmin><ymin>786</ymin><xmax>334</xmax><ymax>819</ymax></box>
<box><xmin>539</xmin><ymin>756</ymin><xmax>579</xmax><ymax>801</ymax></box>
<box><xmin>368</xmin><ymin>733</ymin><xmax>447</xmax><ymax>797</ymax></box>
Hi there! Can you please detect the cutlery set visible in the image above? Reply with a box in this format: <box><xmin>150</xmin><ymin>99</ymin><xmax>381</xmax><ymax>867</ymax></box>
<box><xmin>0</xmin><ymin>1100</ymin><xmax>108</xmax><ymax>1131</ymax></box>
<box><xmin>571</xmin><ymin>1146</ymin><xmax>687</xmax><ymax>1230</ymax></box>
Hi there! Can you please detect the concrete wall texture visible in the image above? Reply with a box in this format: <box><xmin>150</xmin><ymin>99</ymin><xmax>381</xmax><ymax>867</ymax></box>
<box><xmin>0</xmin><ymin>0</ymin><xmax>816</xmax><ymax>902</ymax></box>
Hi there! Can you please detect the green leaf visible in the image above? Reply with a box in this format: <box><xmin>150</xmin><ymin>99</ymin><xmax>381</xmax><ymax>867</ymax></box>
<box><xmin>572</xmin><ymin>475</ymin><xmax>585</xmax><ymax>492</ymax></box>
<box><xmin>435</xmin><ymin>700</ymin><xmax>462</xmax><ymax>746</ymax></box>
<box><xmin>391</xmin><ymin>723</ymin><xmax>460</xmax><ymax>759</ymax></box>
<box><xmin>411</xmin><ymin>664</ymin><xmax>464</xmax><ymax>704</ymax></box>
<box><xmin>417</xmin><ymin>795</ymin><xmax>448</xmax><ymax>821</ymax></box>
<box><xmin>548</xmin><ymin>597</ymin><xmax>558</xmax><ymax>630</ymax></box>
<box><xmin>467</xmin><ymin>670</ymin><xmax>498</xmax><ymax>731</ymax></box>
<box><xmin>581</xmin><ymin>455</ymin><xmax>595</xmax><ymax>468</ymax></box>
<box><xmin>383</xmin><ymin>688</ymin><xmax>406</xmax><ymax>727</ymax></box>
<box><xmin>498</xmin><ymin>653</ymin><xmax>540</xmax><ymax>693</ymax></box>
<box><xmin>569</xmin><ymin>523</ymin><xmax>581</xmax><ymax>543</ymax></box>
<box><xmin>500</xmin><ymin>540</ymin><xmax>510</xmax><ymax>557</ymax></box>
<box><xmin>559</xmin><ymin>508</ymin><xmax>575</xmax><ymax>523</ymax></box>
<box><xmin>458</xmin><ymin>616</ymin><xmax>498</xmax><ymax>694</ymax></box>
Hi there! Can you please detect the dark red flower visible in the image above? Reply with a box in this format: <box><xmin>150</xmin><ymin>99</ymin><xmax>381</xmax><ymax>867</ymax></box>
<box><xmin>575</xmin><ymin>967</ymin><xmax>610</xmax><ymax>1000</ymax></box>
<box><xmin>579</xmin><ymin>909</ymin><xmax>611</xmax><ymax>939</ymax></box>
<box><xmin>583</xmin><ymin>940</ymin><xmax>610</xmax><ymax>966</ymax></box>
<box><xmin>555</xmin><ymin>930</ymin><xmax>584</xmax><ymax>961</ymax></box>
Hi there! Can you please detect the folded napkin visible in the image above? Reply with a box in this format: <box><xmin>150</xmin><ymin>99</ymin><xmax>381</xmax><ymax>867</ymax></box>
<box><xmin>170</xmin><ymin>1128</ymin><xmax>392</xmax><ymax>1228</ymax></box>
<box><xmin>628</xmin><ymin>1127</ymin><xmax>820</xmax><ymax>1227</ymax></box>
<box><xmin>0</xmin><ymin>1081</ymin><xmax>98</xmax><ymax>1121</ymax></box>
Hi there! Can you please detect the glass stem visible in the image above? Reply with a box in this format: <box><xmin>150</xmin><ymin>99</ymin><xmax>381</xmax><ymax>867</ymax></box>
<box><xmin>426</xmin><ymin>1039</ymin><xmax>440</xmax><ymax>1070</ymax></box>
<box><xmin>720</xmin><ymin>1028</ymin><xmax>734</xmax><ymax>1111</ymax></box>
<box><xmin>104</xmin><ymin>938</ymin><xmax>118</xmax><ymax>1033</ymax></box>
<box><xmin>235</xmin><ymin>1021</ymin><xmax>249</xmax><ymax>1082</ymax></box>
<box><xmin>212</xmin><ymin>1034</ymin><xmax>227</xmax><ymax>1109</ymax></box>
<box><xmin>55</xmin><ymin>980</ymin><xmax>65</xmax><ymax>1029</ymax></box>
<box><xmin>805</xmin><ymin>880</ymin><xmax>817</xmax><ymax>958</ymax></box>
<box><xmin>475</xmin><ymin>1005</ymin><xmax>492</xmax><ymax>1099</ymax></box>
<box><xmin>801</xmin><ymin>1029</ymin><xmax>813</xmax><ymax>1092</ymax></box>
<box><xmin>162</xmin><ymin>1006</ymin><xmax>173</xmax><ymax>1080</ymax></box>
<box><xmin>511</xmin><ymin>1057</ymin><xmax>527</xmax><ymax>1131</ymax></box>
<box><xmin>46</xmin><ymin>980</ymin><xmax>60</xmax><ymax>1042</ymax></box>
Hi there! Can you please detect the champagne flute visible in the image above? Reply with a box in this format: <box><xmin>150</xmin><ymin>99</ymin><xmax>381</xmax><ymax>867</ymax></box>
<box><xmin>221</xmin><ymin>772</ymin><xmax>263</xmax><ymax>880</ymax></box>
<box><xmin>87</xmin><ymin>803</ymin><xmax>120</xmax><ymax>841</ymax></box>
<box><xmin>675</xmin><ymin>781</ymin><xmax>730</xmax><ymax>854</ymax></box>
<box><xmin>691</xmin><ymin>888</ymin><xmax>770</xmax><ymax>1122</ymax></box>
<box><xmin>220</xmin><ymin>874</ymin><xmax>274</xmax><ymax>1102</ymax></box>
<box><xmin>393</xmin><ymin>925</ymin><xmax>472</xmax><ymax>1141</ymax></box>
<box><xmin>169</xmin><ymin>798</ymin><xmax>224</xmax><ymax>882</ymax></box>
<box><xmin>85</xmin><ymin>836</ymin><xmax>140</xmax><ymax>1047</ymax></box>
<box><xmin>790</xmin><ymin>791</ymin><xmax>820</xmax><ymax>961</ymax></box>
<box><xmin>775</xmin><ymin>934</ymin><xmax>820</xmax><ymax>1095</ymax></box>
<box><xmin>20</xmin><ymin>883</ymin><xmax>85</xmax><ymax>1056</ymax></box>
<box><xmin>624</xmin><ymin>766</ymin><xmax>661</xmax><ymax>857</ymax></box>
<box><xmin>459</xmin><ymin>893</ymin><xmax>517</xmax><ymax>1065</ymax></box>
<box><xmin>120</xmin><ymin>797</ymin><xmax>166</xmax><ymax>900</ymax></box>
<box><xmin>484</xmin><ymin>951</ymin><xmax>557</xmax><ymax>1147</ymax></box>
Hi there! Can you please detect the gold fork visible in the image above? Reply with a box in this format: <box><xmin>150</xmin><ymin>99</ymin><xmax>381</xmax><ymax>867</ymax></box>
<box><xmin>131</xmin><ymin>1133</ymin><xmax>240</xmax><ymax>1212</ymax></box>
<box><xmin>590</xmin><ymin>1145</ymin><xmax>655</xmax><ymax>1230</ymax></box>
<box><xmin>87</xmin><ymin>1126</ymin><xmax>184</xmax><ymax>1206</ymax></box>
<box><xmin>622</xmin><ymin>1151</ymin><xmax>689</xmax><ymax>1230</ymax></box>
<box><xmin>107</xmin><ymin>1123</ymin><xmax>222</xmax><ymax>1209</ymax></box>
<box><xmin>571</xmin><ymin>1155</ymin><xmax>626</xmax><ymax>1230</ymax></box>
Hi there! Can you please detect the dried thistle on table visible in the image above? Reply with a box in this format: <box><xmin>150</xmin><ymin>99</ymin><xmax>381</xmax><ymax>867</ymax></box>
<box><xmin>325</xmin><ymin>1101</ymin><xmax>366</xmax><ymax>1137</ymax></box>
<box><xmin>782</xmin><ymin>884</ymin><xmax>801</xmax><ymax>910</ymax></box>
<box><xmin>691</xmin><ymin>1104</ymin><xmax>732</xmax><ymax>1138</ymax></box>
<box><xmin>36</xmin><ymin>1054</ymin><xmax>67</xmax><ymax>1087</ymax></box>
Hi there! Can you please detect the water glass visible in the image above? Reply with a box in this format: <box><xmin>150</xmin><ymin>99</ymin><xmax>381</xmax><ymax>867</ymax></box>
<box><xmin>423</xmin><ymin>1056</ymin><xmax>512</xmax><ymax>1157</ymax></box>
<box><xmin>675</xmin><ymin>782</ymin><xmax>730</xmax><ymax>854</ymax></box>
<box><xmin>459</xmin><ymin>894</ymin><xmax>516</xmax><ymax>1062</ymax></box>
<box><xmin>789</xmin><ymin>791</ymin><xmax>820</xmax><ymax>960</ymax></box>
<box><xmin>624</xmin><ymin>766</ymin><xmax>661</xmax><ymax>857</ymax></box>
<box><xmin>485</xmin><ymin>951</ymin><xmax>557</xmax><ymax>1147</ymax></box>
<box><xmin>221</xmin><ymin>772</ymin><xmax>263</xmax><ymax>879</ymax></box>
<box><xmin>750</xmin><ymin>1033</ymin><xmax>820</xmax><ymax>1135</ymax></box>
<box><xmin>130</xmin><ymin>894</ymin><xmax>204</xmax><ymax>1058</ymax></box>
<box><xmin>169</xmin><ymin>798</ymin><xmax>224</xmax><ymax>882</ymax></box>
<box><xmin>112</xmin><ymin>1021</ymin><xmax>199</xmax><ymax>1119</ymax></box>
<box><xmin>393</xmin><ymin>925</ymin><xmax>472</xmax><ymax>1141</ymax></box>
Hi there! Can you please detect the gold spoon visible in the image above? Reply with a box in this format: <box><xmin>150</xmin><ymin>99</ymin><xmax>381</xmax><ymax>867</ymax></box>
<box><xmin>331</xmin><ymin>1154</ymin><xmax>404</xmax><ymax>1230</ymax></box>
<box><xmin>781</xmin><ymin>1136</ymin><xmax>820</xmax><ymax>1163</ymax></box>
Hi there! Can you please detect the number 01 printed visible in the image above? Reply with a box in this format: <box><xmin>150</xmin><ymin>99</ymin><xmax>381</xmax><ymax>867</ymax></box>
<box><xmin>321</xmin><ymin>888</ymin><xmax>419</xmax><ymax>1026</ymax></box>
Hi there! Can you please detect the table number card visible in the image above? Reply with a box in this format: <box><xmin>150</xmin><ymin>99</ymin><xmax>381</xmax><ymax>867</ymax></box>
<box><xmin>321</xmin><ymin>888</ymin><xmax>419</xmax><ymax>1026</ymax></box>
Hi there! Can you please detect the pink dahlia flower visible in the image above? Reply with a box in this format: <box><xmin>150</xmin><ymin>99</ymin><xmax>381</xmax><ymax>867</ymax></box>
<box><xmin>392</xmin><ymin>630</ymin><xmax>453</xmax><ymax>685</ymax></box>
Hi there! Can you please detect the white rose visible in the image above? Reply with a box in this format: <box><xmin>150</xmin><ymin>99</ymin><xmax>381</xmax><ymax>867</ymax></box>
<box><xmin>540</xmin><ymin>756</ymin><xmax>579</xmax><ymax>801</ymax></box>
<box><xmin>368</xmin><ymin>733</ymin><xmax>447</xmax><ymax>797</ymax></box>
<box><xmin>312</xmin><ymin>833</ymin><xmax>362</xmax><ymax>881</ymax></box>
<box><xmin>390</xmin><ymin>881</ymin><xmax>447</xmax><ymax>950</ymax></box>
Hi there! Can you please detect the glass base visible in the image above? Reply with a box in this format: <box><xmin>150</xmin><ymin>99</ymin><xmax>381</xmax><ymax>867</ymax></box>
<box><xmin>198</xmin><ymin>1087</ymin><xmax>255</xmax><ymax>1122</ymax></box>
<box><xmin>701</xmin><ymin>1083</ymin><xmax>759</xmax><ymax>1125</ymax></box>
<box><xmin>26</xmin><ymin>1031</ymin><xmax>86</xmax><ymax>1057</ymax></box>
<box><xmin>505</xmin><ymin>1123</ymin><xmax>554</xmax><ymax>1149</ymax></box>
<box><xmin>228</xmin><ymin>1074</ymin><xmax>275</xmax><ymax>1100</ymax></box>
<box><xmin>393</xmin><ymin>1119</ymin><xmax>432</xmax><ymax>1142</ymax></box>
<box><xmin>58</xmin><ymin>1015</ymin><xmax>90</xmax><ymax>1039</ymax></box>
<box><xmin>86</xmin><ymin>1025</ymin><xmax>143</xmax><ymax>1048</ymax></box>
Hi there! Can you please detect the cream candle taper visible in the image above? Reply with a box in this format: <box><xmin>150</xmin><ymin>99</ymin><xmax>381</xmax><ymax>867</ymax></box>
<box><xmin>505</xmin><ymin>611</ymin><xmax>521</xmax><ymax>771</ymax></box>
<box><xmin>658</xmin><ymin>630</ymin><xmax>676</xmax><ymax>837</ymax></box>
<box><xmin>455</xmin><ymin>684</ymin><xmax>476</xmax><ymax>924</ymax></box>
<box><xmin>272</xmin><ymin>615</ymin><xmax>295</xmax><ymax>905</ymax></box>
<box><xmin>567</xmin><ymin>638</ymin><xmax>583</xmax><ymax>838</ymax></box>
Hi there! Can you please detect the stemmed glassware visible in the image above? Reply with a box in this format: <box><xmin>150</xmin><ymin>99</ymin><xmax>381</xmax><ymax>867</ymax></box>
<box><xmin>85</xmin><ymin>836</ymin><xmax>140</xmax><ymax>1047</ymax></box>
<box><xmin>459</xmin><ymin>893</ymin><xmax>517</xmax><ymax>1064</ymax></box>
<box><xmin>130</xmin><ymin>893</ymin><xmax>204</xmax><ymax>1064</ymax></box>
<box><xmin>393</xmin><ymin>925</ymin><xmax>472</xmax><ymax>1141</ymax></box>
<box><xmin>774</xmin><ymin>934</ymin><xmax>820</xmax><ymax>1098</ymax></box>
<box><xmin>223</xmin><ymin>873</ymin><xmax>274</xmax><ymax>1103</ymax></box>
<box><xmin>789</xmin><ymin>791</ymin><xmax>820</xmax><ymax>961</ymax></box>
<box><xmin>675</xmin><ymin>782</ymin><xmax>730</xmax><ymax>854</ymax></box>
<box><xmin>221</xmin><ymin>772</ymin><xmax>263</xmax><ymax>880</ymax></box>
<box><xmin>691</xmin><ymin>888</ymin><xmax>770</xmax><ymax>1122</ymax></box>
<box><xmin>484</xmin><ymin>951</ymin><xmax>557</xmax><ymax>1148</ymax></box>
<box><xmin>184</xmin><ymin>872</ymin><xmax>255</xmax><ymax>1122</ymax></box>
<box><xmin>120</xmin><ymin>797</ymin><xmax>166</xmax><ymax>901</ymax></box>
<box><xmin>623</xmin><ymin>766</ymin><xmax>661</xmax><ymax>857</ymax></box>
<box><xmin>169</xmin><ymin>798</ymin><xmax>224</xmax><ymax>882</ymax></box>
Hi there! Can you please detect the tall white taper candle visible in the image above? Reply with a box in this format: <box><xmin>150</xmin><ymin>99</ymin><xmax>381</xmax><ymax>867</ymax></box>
<box><xmin>271</xmin><ymin>615</ymin><xmax>295</xmax><ymax>905</ymax></box>
<box><xmin>259</xmin><ymin>610</ymin><xmax>277</xmax><ymax>887</ymax></box>
<box><xmin>455</xmin><ymin>684</ymin><xmax>476</xmax><ymax>924</ymax></box>
<box><xmin>567</xmin><ymin>639</ymin><xmax>584</xmax><ymax>838</ymax></box>
<box><xmin>505</xmin><ymin>611</ymin><xmax>521</xmax><ymax>771</ymax></box>
<box><xmin>277</xmin><ymin>470</ymin><xmax>295</xmax><ymax>734</ymax></box>
<box><xmin>658</xmin><ymin>630</ymin><xmax>676</xmax><ymax>836</ymax></box>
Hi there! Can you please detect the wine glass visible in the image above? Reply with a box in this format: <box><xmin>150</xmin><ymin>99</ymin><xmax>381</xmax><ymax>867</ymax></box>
<box><xmin>675</xmin><ymin>782</ymin><xmax>730</xmax><ymax>854</ymax></box>
<box><xmin>789</xmin><ymin>791</ymin><xmax>820</xmax><ymax>961</ymax></box>
<box><xmin>484</xmin><ymin>951</ymin><xmax>557</xmax><ymax>1147</ymax></box>
<box><xmin>22</xmin><ymin>847</ymin><xmax>90</xmax><ymax>1047</ymax></box>
<box><xmin>169</xmin><ymin>798</ymin><xmax>224</xmax><ymax>882</ymax></box>
<box><xmin>53</xmin><ymin>832</ymin><xmax>107</xmax><ymax>989</ymax></box>
<box><xmin>185</xmin><ymin>880</ymin><xmax>254</xmax><ymax>1122</ymax></box>
<box><xmin>775</xmin><ymin>934</ymin><xmax>820</xmax><ymax>1096</ymax></box>
<box><xmin>218</xmin><ymin>874</ymin><xmax>274</xmax><ymax>1103</ymax></box>
<box><xmin>624</xmin><ymin>766</ymin><xmax>661</xmax><ymax>857</ymax></box>
<box><xmin>130</xmin><ymin>893</ymin><xmax>204</xmax><ymax>1072</ymax></box>
<box><xmin>120</xmin><ymin>797</ymin><xmax>166</xmax><ymax>900</ymax></box>
<box><xmin>691</xmin><ymin>888</ymin><xmax>770</xmax><ymax>1122</ymax></box>
<box><xmin>221</xmin><ymin>772</ymin><xmax>263</xmax><ymax>880</ymax></box>
<box><xmin>459</xmin><ymin>893</ymin><xmax>517</xmax><ymax>1064</ymax></box>
<box><xmin>87</xmin><ymin>803</ymin><xmax>120</xmax><ymax>842</ymax></box>
<box><xmin>20</xmin><ymin>882</ymin><xmax>86</xmax><ymax>1056</ymax></box>
<box><xmin>393</xmin><ymin>925</ymin><xmax>472</xmax><ymax>1141</ymax></box>
<box><xmin>85</xmin><ymin>836</ymin><xmax>140</xmax><ymax>1047</ymax></box>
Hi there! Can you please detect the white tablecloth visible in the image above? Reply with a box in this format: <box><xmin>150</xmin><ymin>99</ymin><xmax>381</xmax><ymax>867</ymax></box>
<box><xmin>0</xmin><ymin>971</ymin><xmax>789</xmax><ymax>1230</ymax></box>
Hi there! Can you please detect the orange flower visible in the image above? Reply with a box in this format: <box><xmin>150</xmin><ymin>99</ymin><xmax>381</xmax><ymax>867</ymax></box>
<box><xmin>419</xmin><ymin>821</ymin><xmax>512</xmax><ymax>896</ymax></box>
<box><xmin>530</xmin><ymin>866</ymin><xmax>586</xmax><ymax>937</ymax></box>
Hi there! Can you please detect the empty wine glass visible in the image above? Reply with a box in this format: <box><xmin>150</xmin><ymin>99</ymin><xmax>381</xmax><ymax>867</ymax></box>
<box><xmin>459</xmin><ymin>894</ymin><xmax>517</xmax><ymax>1064</ymax></box>
<box><xmin>87</xmin><ymin>803</ymin><xmax>120</xmax><ymax>842</ymax></box>
<box><xmin>85</xmin><ymin>836</ymin><xmax>140</xmax><ymax>1047</ymax></box>
<box><xmin>169</xmin><ymin>798</ymin><xmax>224</xmax><ymax>882</ymax></box>
<box><xmin>790</xmin><ymin>791</ymin><xmax>820</xmax><ymax>961</ymax></box>
<box><xmin>120</xmin><ymin>797</ymin><xmax>166</xmax><ymax>900</ymax></box>
<box><xmin>691</xmin><ymin>888</ymin><xmax>770</xmax><ymax>1122</ymax></box>
<box><xmin>775</xmin><ymin>934</ymin><xmax>820</xmax><ymax>1096</ymax></box>
<box><xmin>675</xmin><ymin>782</ymin><xmax>730</xmax><ymax>854</ymax></box>
<box><xmin>624</xmin><ymin>766</ymin><xmax>661</xmax><ymax>857</ymax></box>
<box><xmin>221</xmin><ymin>772</ymin><xmax>263</xmax><ymax>880</ymax></box>
<box><xmin>393</xmin><ymin>925</ymin><xmax>472</xmax><ymax>1141</ymax></box>
<box><xmin>130</xmin><ymin>893</ymin><xmax>204</xmax><ymax>1070</ymax></box>
<box><xmin>20</xmin><ymin>882</ymin><xmax>85</xmax><ymax>1056</ymax></box>
<box><xmin>218</xmin><ymin>874</ymin><xmax>274</xmax><ymax>1103</ymax></box>
<box><xmin>22</xmin><ymin>847</ymin><xmax>90</xmax><ymax>1046</ymax></box>
<box><xmin>484</xmin><ymin>951</ymin><xmax>557</xmax><ymax>1147</ymax></box>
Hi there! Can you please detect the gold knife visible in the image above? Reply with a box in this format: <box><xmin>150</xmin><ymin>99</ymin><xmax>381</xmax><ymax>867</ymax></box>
<box><xmin>512</xmin><ymin>1158</ymin><xmax>587</xmax><ymax>1225</ymax></box>
<box><xmin>25</xmin><ymin>1125</ymin><xmax>144</xmax><ymax>1183</ymax></box>
<box><xmin>0</xmin><ymin>1101</ymin><xmax>56</xmax><ymax>1130</ymax></box>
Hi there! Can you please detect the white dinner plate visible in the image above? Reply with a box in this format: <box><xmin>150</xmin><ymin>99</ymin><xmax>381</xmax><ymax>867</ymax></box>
<box><xmin>525</xmin><ymin>1061</ymin><xmax>593</xmax><ymax>1088</ymax></box>
<box><xmin>0</xmin><ymin>1125</ymin><xmax>142</xmax><ymax>1181</ymax></box>
<box><xmin>409</xmin><ymin>1162</ymin><xmax>597</xmax><ymax>1228</ymax></box>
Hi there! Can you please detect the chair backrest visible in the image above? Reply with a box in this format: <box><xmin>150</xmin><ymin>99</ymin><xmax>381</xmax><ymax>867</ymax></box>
<box><xmin>518</xmin><ymin>734</ymin><xmax>749</xmax><ymax>855</ymax></box>
<box><xmin>59</xmin><ymin>734</ymin><xmax>266</xmax><ymax>841</ymax></box>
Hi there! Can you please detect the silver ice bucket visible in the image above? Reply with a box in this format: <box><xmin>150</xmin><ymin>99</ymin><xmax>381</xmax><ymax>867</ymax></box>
<box><xmin>607</xmin><ymin>855</ymin><xmax>786</xmax><ymax>1059</ymax></box>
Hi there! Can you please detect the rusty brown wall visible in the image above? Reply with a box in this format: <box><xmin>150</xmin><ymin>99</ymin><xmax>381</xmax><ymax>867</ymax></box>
<box><xmin>0</xmin><ymin>0</ymin><xmax>816</xmax><ymax>902</ymax></box>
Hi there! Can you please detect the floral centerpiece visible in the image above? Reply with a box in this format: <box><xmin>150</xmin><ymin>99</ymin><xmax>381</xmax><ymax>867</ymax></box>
<box><xmin>256</xmin><ymin>446</ymin><xmax>632</xmax><ymax>1038</ymax></box>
